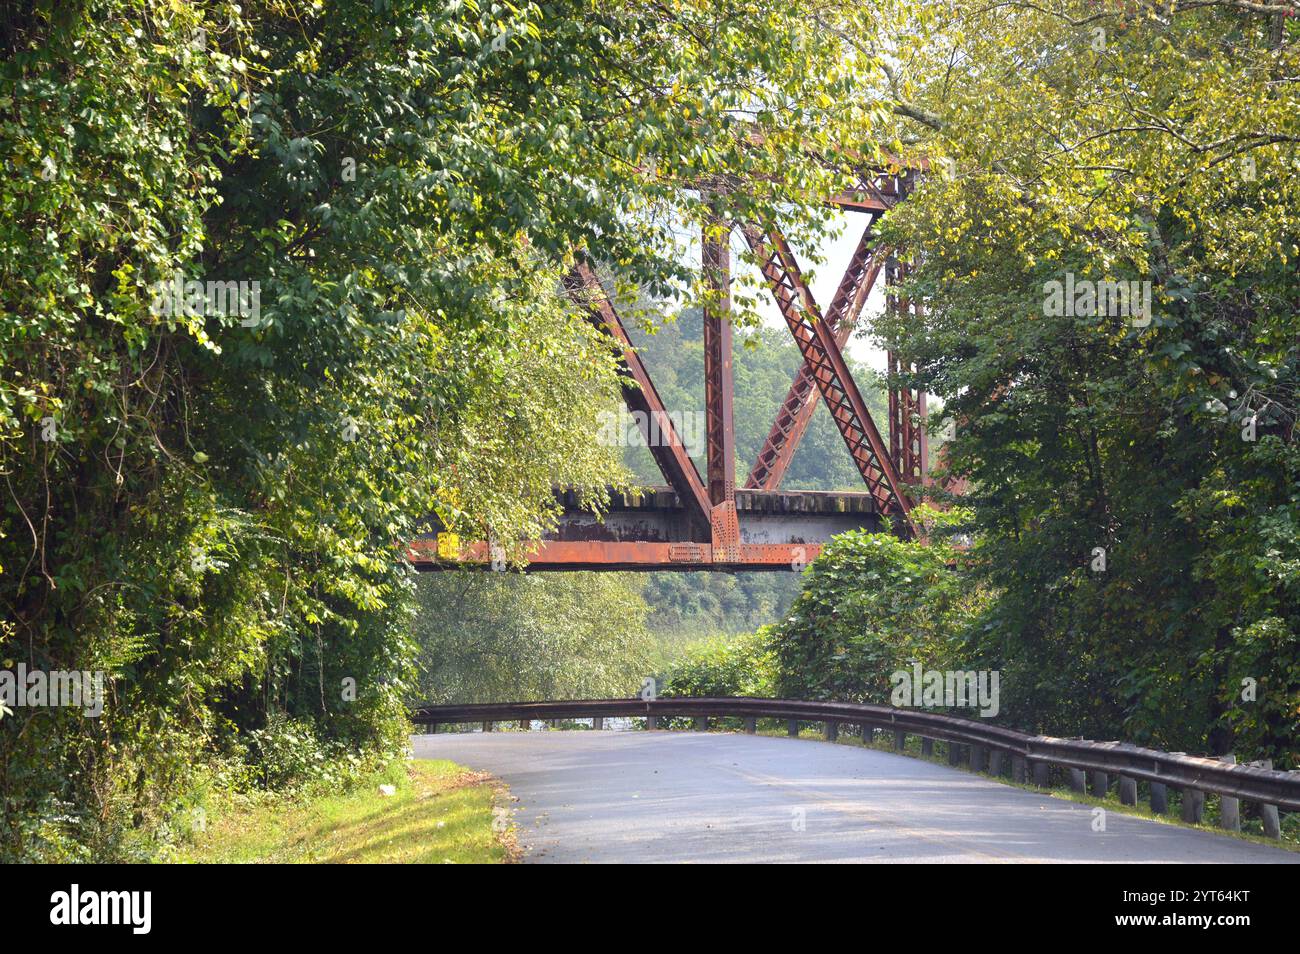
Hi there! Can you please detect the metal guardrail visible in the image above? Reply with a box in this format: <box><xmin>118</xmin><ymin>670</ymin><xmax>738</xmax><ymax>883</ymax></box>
<box><xmin>412</xmin><ymin>696</ymin><xmax>1300</xmax><ymax>832</ymax></box>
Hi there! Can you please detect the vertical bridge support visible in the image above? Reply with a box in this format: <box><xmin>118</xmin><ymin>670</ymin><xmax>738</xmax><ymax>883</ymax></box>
<box><xmin>886</xmin><ymin>257</ymin><xmax>929</xmax><ymax>486</ymax></box>
<box><xmin>702</xmin><ymin>210</ymin><xmax>741</xmax><ymax>563</ymax></box>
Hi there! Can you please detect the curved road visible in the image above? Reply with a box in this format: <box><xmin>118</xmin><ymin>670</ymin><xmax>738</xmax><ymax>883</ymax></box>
<box><xmin>412</xmin><ymin>730</ymin><xmax>1299</xmax><ymax>863</ymax></box>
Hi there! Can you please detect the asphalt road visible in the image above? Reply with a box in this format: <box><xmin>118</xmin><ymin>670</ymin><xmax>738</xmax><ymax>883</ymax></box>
<box><xmin>411</xmin><ymin>730</ymin><xmax>1300</xmax><ymax>864</ymax></box>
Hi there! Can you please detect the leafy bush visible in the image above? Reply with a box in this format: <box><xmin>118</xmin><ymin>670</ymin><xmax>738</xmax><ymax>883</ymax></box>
<box><xmin>244</xmin><ymin>717</ymin><xmax>335</xmax><ymax>791</ymax></box>
<box><xmin>243</xmin><ymin>716</ymin><xmax>380</xmax><ymax>792</ymax></box>
<box><xmin>660</xmin><ymin>631</ymin><xmax>776</xmax><ymax>699</ymax></box>
<box><xmin>771</xmin><ymin>515</ymin><xmax>986</xmax><ymax>705</ymax></box>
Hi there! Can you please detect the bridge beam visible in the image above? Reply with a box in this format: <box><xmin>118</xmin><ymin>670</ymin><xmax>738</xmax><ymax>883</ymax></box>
<box><xmin>410</xmin><ymin>486</ymin><xmax>880</xmax><ymax>571</ymax></box>
<box><xmin>564</xmin><ymin>262</ymin><xmax>712</xmax><ymax>532</ymax></box>
<box><xmin>415</xmin><ymin>164</ymin><xmax>941</xmax><ymax>572</ymax></box>
<box><xmin>886</xmin><ymin>257</ymin><xmax>930</xmax><ymax>486</ymax></box>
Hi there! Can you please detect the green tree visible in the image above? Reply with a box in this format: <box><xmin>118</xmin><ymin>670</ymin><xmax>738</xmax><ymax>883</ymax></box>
<box><xmin>412</xmin><ymin>572</ymin><xmax>654</xmax><ymax>703</ymax></box>
<box><xmin>2</xmin><ymin>0</ymin><xmax>894</xmax><ymax>858</ymax></box>
<box><xmin>868</xmin><ymin>0</ymin><xmax>1300</xmax><ymax>755</ymax></box>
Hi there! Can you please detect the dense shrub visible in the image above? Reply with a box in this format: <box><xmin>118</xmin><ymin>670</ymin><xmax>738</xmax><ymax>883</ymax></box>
<box><xmin>659</xmin><ymin>631</ymin><xmax>776</xmax><ymax>699</ymax></box>
<box><xmin>770</xmin><ymin>514</ymin><xmax>986</xmax><ymax>706</ymax></box>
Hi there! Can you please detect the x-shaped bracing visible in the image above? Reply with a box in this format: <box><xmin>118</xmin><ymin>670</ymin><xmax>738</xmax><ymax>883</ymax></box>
<box><xmin>739</xmin><ymin>221</ymin><xmax>913</xmax><ymax>529</ymax></box>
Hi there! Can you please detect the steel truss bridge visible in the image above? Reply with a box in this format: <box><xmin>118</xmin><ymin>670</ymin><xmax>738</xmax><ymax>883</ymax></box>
<box><xmin>410</xmin><ymin>166</ymin><xmax>932</xmax><ymax>571</ymax></box>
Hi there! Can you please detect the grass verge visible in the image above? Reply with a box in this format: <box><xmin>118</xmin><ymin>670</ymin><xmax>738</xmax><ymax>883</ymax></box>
<box><xmin>174</xmin><ymin>759</ymin><xmax>518</xmax><ymax>864</ymax></box>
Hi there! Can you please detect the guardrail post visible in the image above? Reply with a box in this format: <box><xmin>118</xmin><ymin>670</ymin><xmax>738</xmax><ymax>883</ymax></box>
<box><xmin>988</xmin><ymin>750</ymin><xmax>1003</xmax><ymax>777</ymax></box>
<box><xmin>592</xmin><ymin>717</ymin><xmax>603</xmax><ymax>731</ymax></box>
<box><xmin>894</xmin><ymin>730</ymin><xmax>906</xmax><ymax>751</ymax></box>
<box><xmin>1089</xmin><ymin>771</ymin><xmax>1108</xmax><ymax>798</ymax></box>
<box><xmin>744</xmin><ymin>717</ymin><xmax>756</xmax><ymax>734</ymax></box>
<box><xmin>1068</xmin><ymin>768</ymin><xmax>1087</xmax><ymax>793</ymax></box>
<box><xmin>921</xmin><ymin>737</ymin><xmax>934</xmax><ymax>756</ymax></box>
<box><xmin>646</xmin><ymin>715</ymin><xmax>658</xmax><ymax>730</ymax></box>
<box><xmin>1249</xmin><ymin>760</ymin><xmax>1280</xmax><ymax>838</ymax></box>
<box><xmin>1119</xmin><ymin>775</ymin><xmax>1137</xmax><ymax>806</ymax></box>
<box><xmin>428</xmin><ymin>722</ymin><xmax>438</xmax><ymax>735</ymax></box>
<box><xmin>1169</xmin><ymin>754</ymin><xmax>1196</xmax><ymax>821</ymax></box>
<box><xmin>1262</xmin><ymin>803</ymin><xmax>1282</xmax><ymax>839</ymax></box>
<box><xmin>694</xmin><ymin>716</ymin><xmax>708</xmax><ymax>732</ymax></box>
<box><xmin>862</xmin><ymin>724</ymin><xmax>876</xmax><ymax>745</ymax></box>
<box><xmin>947</xmin><ymin>742</ymin><xmax>962</xmax><ymax>766</ymax></box>
<box><xmin>787</xmin><ymin>719</ymin><xmax>799</xmax><ymax>737</ymax></box>
<box><xmin>1149</xmin><ymin>782</ymin><xmax>1168</xmax><ymax>814</ymax></box>
<box><xmin>970</xmin><ymin>744</ymin><xmax>986</xmax><ymax>773</ymax></box>
<box><xmin>825</xmin><ymin>720</ymin><xmax>839</xmax><ymax>742</ymax></box>
<box><xmin>1012</xmin><ymin>754</ymin><xmax>1027</xmax><ymax>783</ymax></box>
<box><xmin>1032</xmin><ymin>761</ymin><xmax>1050</xmax><ymax>788</ymax></box>
<box><xmin>1180</xmin><ymin>788</ymin><xmax>1205</xmax><ymax>824</ymax></box>
<box><xmin>1217</xmin><ymin>755</ymin><xmax>1240</xmax><ymax>832</ymax></box>
<box><xmin>482</xmin><ymin>720</ymin><xmax>493</xmax><ymax>733</ymax></box>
